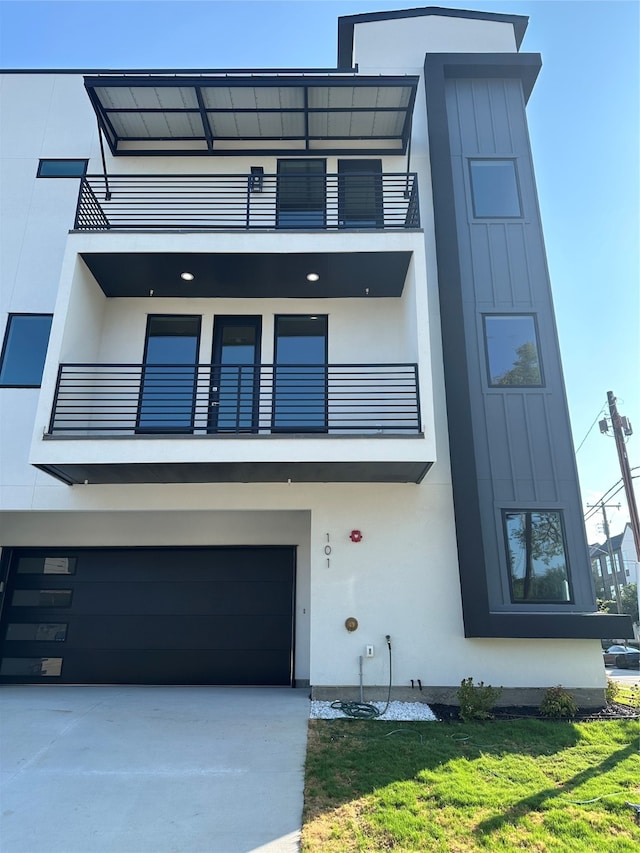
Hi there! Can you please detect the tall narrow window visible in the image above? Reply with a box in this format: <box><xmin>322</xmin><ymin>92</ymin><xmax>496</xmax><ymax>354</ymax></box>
<box><xmin>137</xmin><ymin>315</ymin><xmax>200</xmax><ymax>432</ymax></box>
<box><xmin>504</xmin><ymin>511</ymin><xmax>572</xmax><ymax>603</ymax></box>
<box><xmin>274</xmin><ymin>315</ymin><xmax>327</xmax><ymax>431</ymax></box>
<box><xmin>469</xmin><ymin>159</ymin><xmax>521</xmax><ymax>218</ymax></box>
<box><xmin>484</xmin><ymin>315</ymin><xmax>542</xmax><ymax>386</ymax></box>
<box><xmin>0</xmin><ymin>314</ymin><xmax>53</xmax><ymax>387</ymax></box>
<box><xmin>276</xmin><ymin>160</ymin><xmax>326</xmax><ymax>228</ymax></box>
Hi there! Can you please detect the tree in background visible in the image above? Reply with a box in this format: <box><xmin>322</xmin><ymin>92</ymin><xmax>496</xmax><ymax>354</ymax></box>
<box><xmin>598</xmin><ymin>583</ymin><xmax>639</xmax><ymax>623</ymax></box>
<box><xmin>495</xmin><ymin>341</ymin><xmax>541</xmax><ymax>386</ymax></box>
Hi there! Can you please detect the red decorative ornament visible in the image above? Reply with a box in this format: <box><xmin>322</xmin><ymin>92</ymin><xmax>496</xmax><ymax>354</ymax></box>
<box><xmin>349</xmin><ymin>530</ymin><xmax>363</xmax><ymax>543</ymax></box>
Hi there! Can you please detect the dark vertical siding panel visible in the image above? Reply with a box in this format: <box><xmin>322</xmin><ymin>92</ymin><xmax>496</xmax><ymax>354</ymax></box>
<box><xmin>487</xmin><ymin>223</ymin><xmax>512</xmax><ymax>305</ymax></box>
<box><xmin>525</xmin><ymin>393</ymin><xmax>559</xmax><ymax>501</ymax></box>
<box><xmin>469</xmin><ymin>225</ymin><xmax>494</xmax><ymax>302</ymax></box>
<box><xmin>453</xmin><ymin>79</ymin><xmax>479</xmax><ymax>153</ymax></box>
<box><xmin>488</xmin><ymin>80</ymin><xmax>515</xmax><ymax>152</ymax></box>
<box><xmin>471</xmin><ymin>79</ymin><xmax>496</xmax><ymax>153</ymax></box>
<box><xmin>485</xmin><ymin>394</ymin><xmax>515</xmax><ymax>499</ymax></box>
<box><xmin>506</xmin><ymin>223</ymin><xmax>533</xmax><ymax>303</ymax></box>
<box><xmin>444</xmin><ymin>74</ymin><xmax>593</xmax><ymax>613</ymax></box>
<box><xmin>504</xmin><ymin>394</ymin><xmax>536</xmax><ymax>500</ymax></box>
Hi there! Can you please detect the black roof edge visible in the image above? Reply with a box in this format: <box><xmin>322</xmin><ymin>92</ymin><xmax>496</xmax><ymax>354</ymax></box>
<box><xmin>337</xmin><ymin>6</ymin><xmax>529</xmax><ymax>68</ymax></box>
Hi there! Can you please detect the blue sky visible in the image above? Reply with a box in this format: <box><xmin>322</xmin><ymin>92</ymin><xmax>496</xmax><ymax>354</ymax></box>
<box><xmin>1</xmin><ymin>0</ymin><xmax>638</xmax><ymax>539</ymax></box>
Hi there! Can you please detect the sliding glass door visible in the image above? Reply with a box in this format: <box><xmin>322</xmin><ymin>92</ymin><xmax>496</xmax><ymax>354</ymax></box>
<box><xmin>209</xmin><ymin>316</ymin><xmax>261</xmax><ymax>433</ymax></box>
<box><xmin>137</xmin><ymin>315</ymin><xmax>200</xmax><ymax>433</ymax></box>
<box><xmin>273</xmin><ymin>315</ymin><xmax>327</xmax><ymax>432</ymax></box>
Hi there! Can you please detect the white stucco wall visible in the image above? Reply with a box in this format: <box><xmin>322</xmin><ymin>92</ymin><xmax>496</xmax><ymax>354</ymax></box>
<box><xmin>352</xmin><ymin>15</ymin><xmax>517</xmax><ymax>74</ymax></box>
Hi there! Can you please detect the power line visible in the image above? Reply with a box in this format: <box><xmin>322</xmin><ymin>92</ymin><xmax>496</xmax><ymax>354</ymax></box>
<box><xmin>575</xmin><ymin>402</ymin><xmax>608</xmax><ymax>454</ymax></box>
<box><xmin>583</xmin><ymin>467</ymin><xmax>639</xmax><ymax>523</ymax></box>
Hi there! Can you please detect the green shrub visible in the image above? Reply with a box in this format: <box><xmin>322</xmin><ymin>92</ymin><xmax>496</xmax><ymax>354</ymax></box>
<box><xmin>604</xmin><ymin>678</ymin><xmax>619</xmax><ymax>704</ymax></box>
<box><xmin>457</xmin><ymin>677</ymin><xmax>502</xmax><ymax>721</ymax></box>
<box><xmin>539</xmin><ymin>685</ymin><xmax>578</xmax><ymax>719</ymax></box>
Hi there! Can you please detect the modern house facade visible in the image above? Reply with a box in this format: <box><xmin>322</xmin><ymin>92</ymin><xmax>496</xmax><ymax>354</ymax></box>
<box><xmin>0</xmin><ymin>6</ymin><xmax>630</xmax><ymax>702</ymax></box>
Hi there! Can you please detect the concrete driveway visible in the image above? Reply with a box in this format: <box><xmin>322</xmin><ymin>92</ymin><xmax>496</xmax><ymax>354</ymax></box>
<box><xmin>0</xmin><ymin>686</ymin><xmax>310</xmax><ymax>853</ymax></box>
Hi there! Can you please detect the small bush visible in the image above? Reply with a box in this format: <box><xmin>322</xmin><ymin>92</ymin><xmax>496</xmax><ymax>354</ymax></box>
<box><xmin>457</xmin><ymin>677</ymin><xmax>502</xmax><ymax>721</ymax></box>
<box><xmin>539</xmin><ymin>685</ymin><xmax>578</xmax><ymax>719</ymax></box>
<box><xmin>605</xmin><ymin>678</ymin><xmax>620</xmax><ymax>703</ymax></box>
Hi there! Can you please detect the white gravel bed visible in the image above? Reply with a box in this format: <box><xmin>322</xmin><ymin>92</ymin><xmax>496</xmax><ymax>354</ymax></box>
<box><xmin>310</xmin><ymin>700</ymin><xmax>438</xmax><ymax>721</ymax></box>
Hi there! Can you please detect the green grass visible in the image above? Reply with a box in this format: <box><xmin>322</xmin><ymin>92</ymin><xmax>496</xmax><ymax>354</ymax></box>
<box><xmin>615</xmin><ymin>683</ymin><xmax>640</xmax><ymax>709</ymax></box>
<box><xmin>302</xmin><ymin>718</ymin><xmax>640</xmax><ymax>852</ymax></box>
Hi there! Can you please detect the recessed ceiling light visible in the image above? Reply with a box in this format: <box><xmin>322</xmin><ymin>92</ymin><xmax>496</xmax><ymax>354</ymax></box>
<box><xmin>306</xmin><ymin>272</ymin><xmax>320</xmax><ymax>282</ymax></box>
<box><xmin>180</xmin><ymin>271</ymin><xmax>195</xmax><ymax>281</ymax></box>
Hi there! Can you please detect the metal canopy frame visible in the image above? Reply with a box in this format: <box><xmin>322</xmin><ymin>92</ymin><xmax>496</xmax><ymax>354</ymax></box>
<box><xmin>84</xmin><ymin>74</ymin><xmax>419</xmax><ymax>156</ymax></box>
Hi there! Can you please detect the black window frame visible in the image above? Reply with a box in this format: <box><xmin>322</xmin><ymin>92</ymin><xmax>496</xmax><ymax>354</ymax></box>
<box><xmin>468</xmin><ymin>157</ymin><xmax>523</xmax><ymax>219</ymax></box>
<box><xmin>273</xmin><ymin>314</ymin><xmax>328</xmax><ymax>433</ymax></box>
<box><xmin>276</xmin><ymin>159</ymin><xmax>327</xmax><ymax>229</ymax></box>
<box><xmin>502</xmin><ymin>509</ymin><xmax>574</xmax><ymax>606</ymax></box>
<box><xmin>0</xmin><ymin>313</ymin><xmax>53</xmax><ymax>388</ymax></box>
<box><xmin>482</xmin><ymin>313</ymin><xmax>544</xmax><ymax>388</ymax></box>
<box><xmin>37</xmin><ymin>159</ymin><xmax>88</xmax><ymax>178</ymax></box>
<box><xmin>136</xmin><ymin>314</ymin><xmax>202</xmax><ymax>434</ymax></box>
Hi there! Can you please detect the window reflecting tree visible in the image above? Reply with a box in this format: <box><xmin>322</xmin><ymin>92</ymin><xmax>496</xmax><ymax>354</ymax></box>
<box><xmin>505</xmin><ymin>511</ymin><xmax>571</xmax><ymax>602</ymax></box>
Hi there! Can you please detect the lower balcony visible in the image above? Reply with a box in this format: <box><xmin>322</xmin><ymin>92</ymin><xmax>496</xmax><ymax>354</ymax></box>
<box><xmin>34</xmin><ymin>362</ymin><xmax>433</xmax><ymax>485</ymax></box>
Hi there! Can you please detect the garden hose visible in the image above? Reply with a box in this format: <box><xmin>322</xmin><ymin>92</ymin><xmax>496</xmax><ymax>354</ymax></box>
<box><xmin>331</xmin><ymin>635</ymin><xmax>392</xmax><ymax>719</ymax></box>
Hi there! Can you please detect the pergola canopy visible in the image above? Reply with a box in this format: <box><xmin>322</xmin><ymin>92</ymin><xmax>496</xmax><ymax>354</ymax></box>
<box><xmin>85</xmin><ymin>74</ymin><xmax>419</xmax><ymax>156</ymax></box>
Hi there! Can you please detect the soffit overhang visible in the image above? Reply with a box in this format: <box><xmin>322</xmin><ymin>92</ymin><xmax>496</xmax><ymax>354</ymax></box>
<box><xmin>79</xmin><ymin>251</ymin><xmax>413</xmax><ymax>298</ymax></box>
<box><xmin>84</xmin><ymin>74</ymin><xmax>419</xmax><ymax>156</ymax></box>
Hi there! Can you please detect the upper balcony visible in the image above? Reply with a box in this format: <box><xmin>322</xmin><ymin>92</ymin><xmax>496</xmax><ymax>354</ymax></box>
<box><xmin>74</xmin><ymin>171</ymin><xmax>419</xmax><ymax>233</ymax></box>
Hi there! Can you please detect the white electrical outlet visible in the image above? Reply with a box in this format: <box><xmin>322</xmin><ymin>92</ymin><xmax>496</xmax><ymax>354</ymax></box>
<box><xmin>365</xmin><ymin>645</ymin><xmax>374</xmax><ymax>658</ymax></box>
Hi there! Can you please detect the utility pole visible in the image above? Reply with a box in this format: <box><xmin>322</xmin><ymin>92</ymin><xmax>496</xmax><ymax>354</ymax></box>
<box><xmin>587</xmin><ymin>501</ymin><xmax>623</xmax><ymax>613</ymax></box>
<box><xmin>599</xmin><ymin>391</ymin><xmax>640</xmax><ymax>561</ymax></box>
<box><xmin>602</xmin><ymin>503</ymin><xmax>622</xmax><ymax>614</ymax></box>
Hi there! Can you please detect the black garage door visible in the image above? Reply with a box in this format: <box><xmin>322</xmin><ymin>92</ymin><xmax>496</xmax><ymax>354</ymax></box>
<box><xmin>0</xmin><ymin>547</ymin><xmax>295</xmax><ymax>685</ymax></box>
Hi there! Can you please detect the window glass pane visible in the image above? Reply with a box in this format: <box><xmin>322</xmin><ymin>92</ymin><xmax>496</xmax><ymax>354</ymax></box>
<box><xmin>0</xmin><ymin>657</ymin><xmax>63</xmax><ymax>676</ymax></box>
<box><xmin>17</xmin><ymin>557</ymin><xmax>76</xmax><ymax>575</ymax></box>
<box><xmin>38</xmin><ymin>159</ymin><xmax>87</xmax><ymax>177</ymax></box>
<box><xmin>484</xmin><ymin>315</ymin><xmax>541</xmax><ymax>386</ymax></box>
<box><xmin>505</xmin><ymin>511</ymin><xmax>571</xmax><ymax>603</ymax></box>
<box><xmin>6</xmin><ymin>623</ymin><xmax>67</xmax><ymax>642</ymax></box>
<box><xmin>12</xmin><ymin>590</ymin><xmax>72</xmax><ymax>607</ymax></box>
<box><xmin>0</xmin><ymin>315</ymin><xmax>52</xmax><ymax>386</ymax></box>
<box><xmin>470</xmin><ymin>159</ymin><xmax>521</xmax><ymax>217</ymax></box>
<box><xmin>274</xmin><ymin>316</ymin><xmax>327</xmax><ymax>431</ymax></box>
<box><xmin>214</xmin><ymin>321</ymin><xmax>259</xmax><ymax>432</ymax></box>
<box><xmin>138</xmin><ymin>315</ymin><xmax>200</xmax><ymax>432</ymax></box>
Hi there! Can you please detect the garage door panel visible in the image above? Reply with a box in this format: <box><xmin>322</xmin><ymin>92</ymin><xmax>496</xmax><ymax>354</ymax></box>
<box><xmin>23</xmin><ymin>548</ymin><xmax>296</xmax><ymax>583</ymax></box>
<box><xmin>60</xmin><ymin>581</ymin><xmax>291</xmax><ymax>615</ymax></box>
<box><xmin>0</xmin><ymin>547</ymin><xmax>295</xmax><ymax>685</ymax></box>
<box><xmin>1</xmin><ymin>649</ymin><xmax>291</xmax><ymax>685</ymax></box>
<box><xmin>4</xmin><ymin>615</ymin><xmax>293</xmax><ymax>651</ymax></box>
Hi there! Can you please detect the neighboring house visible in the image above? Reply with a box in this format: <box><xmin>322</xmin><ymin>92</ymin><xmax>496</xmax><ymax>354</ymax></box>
<box><xmin>0</xmin><ymin>6</ymin><xmax>630</xmax><ymax>703</ymax></box>
<box><xmin>590</xmin><ymin>524</ymin><xmax>639</xmax><ymax>599</ymax></box>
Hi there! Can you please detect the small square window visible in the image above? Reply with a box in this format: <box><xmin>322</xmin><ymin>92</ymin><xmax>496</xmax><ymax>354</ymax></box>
<box><xmin>469</xmin><ymin>159</ymin><xmax>522</xmax><ymax>218</ymax></box>
<box><xmin>0</xmin><ymin>314</ymin><xmax>53</xmax><ymax>387</ymax></box>
<box><xmin>484</xmin><ymin>315</ymin><xmax>542</xmax><ymax>386</ymax></box>
<box><xmin>504</xmin><ymin>511</ymin><xmax>572</xmax><ymax>603</ymax></box>
<box><xmin>37</xmin><ymin>159</ymin><xmax>87</xmax><ymax>178</ymax></box>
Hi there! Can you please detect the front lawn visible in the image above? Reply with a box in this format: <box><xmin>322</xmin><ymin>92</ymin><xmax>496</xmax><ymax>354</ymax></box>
<box><xmin>302</xmin><ymin>717</ymin><xmax>640</xmax><ymax>852</ymax></box>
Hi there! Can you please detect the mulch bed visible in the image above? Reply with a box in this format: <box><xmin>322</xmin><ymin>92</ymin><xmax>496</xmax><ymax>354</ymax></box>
<box><xmin>430</xmin><ymin>702</ymin><xmax>640</xmax><ymax>722</ymax></box>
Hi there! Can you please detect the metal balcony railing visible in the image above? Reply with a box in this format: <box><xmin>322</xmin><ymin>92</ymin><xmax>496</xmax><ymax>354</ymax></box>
<box><xmin>47</xmin><ymin>363</ymin><xmax>421</xmax><ymax>436</ymax></box>
<box><xmin>74</xmin><ymin>173</ymin><xmax>420</xmax><ymax>231</ymax></box>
